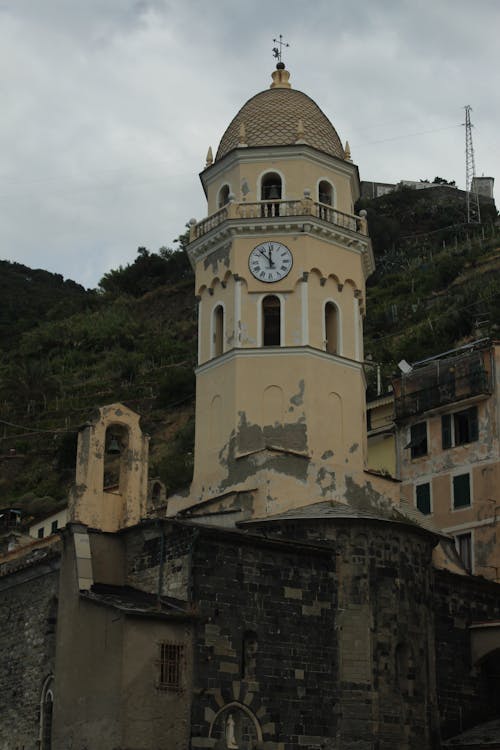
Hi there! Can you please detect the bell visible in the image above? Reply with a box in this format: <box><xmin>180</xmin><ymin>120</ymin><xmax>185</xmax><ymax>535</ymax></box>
<box><xmin>268</xmin><ymin>185</ymin><xmax>280</xmax><ymax>199</ymax></box>
<box><xmin>106</xmin><ymin>435</ymin><xmax>121</xmax><ymax>455</ymax></box>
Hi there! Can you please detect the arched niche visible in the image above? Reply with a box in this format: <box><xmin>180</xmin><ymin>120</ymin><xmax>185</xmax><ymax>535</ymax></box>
<box><xmin>209</xmin><ymin>702</ymin><xmax>263</xmax><ymax>747</ymax></box>
<box><xmin>263</xmin><ymin>385</ymin><xmax>284</xmax><ymax>426</ymax></box>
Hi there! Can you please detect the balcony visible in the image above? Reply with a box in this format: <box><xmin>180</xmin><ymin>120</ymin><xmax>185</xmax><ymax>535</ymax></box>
<box><xmin>189</xmin><ymin>198</ymin><xmax>367</xmax><ymax>243</ymax></box>
<box><xmin>394</xmin><ymin>348</ymin><xmax>493</xmax><ymax>420</ymax></box>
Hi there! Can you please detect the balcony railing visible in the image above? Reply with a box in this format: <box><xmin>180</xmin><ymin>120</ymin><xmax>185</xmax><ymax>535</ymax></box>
<box><xmin>395</xmin><ymin>368</ymin><xmax>492</xmax><ymax>420</ymax></box>
<box><xmin>189</xmin><ymin>199</ymin><xmax>366</xmax><ymax>242</ymax></box>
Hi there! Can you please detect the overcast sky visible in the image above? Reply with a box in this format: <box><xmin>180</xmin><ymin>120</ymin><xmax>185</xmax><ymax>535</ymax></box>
<box><xmin>1</xmin><ymin>0</ymin><xmax>499</xmax><ymax>289</ymax></box>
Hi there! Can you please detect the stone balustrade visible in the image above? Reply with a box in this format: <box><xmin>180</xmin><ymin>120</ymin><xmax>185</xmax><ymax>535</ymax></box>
<box><xmin>189</xmin><ymin>199</ymin><xmax>367</xmax><ymax>242</ymax></box>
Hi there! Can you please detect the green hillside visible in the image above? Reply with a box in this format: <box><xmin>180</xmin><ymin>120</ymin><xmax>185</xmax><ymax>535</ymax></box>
<box><xmin>0</xmin><ymin>188</ymin><xmax>498</xmax><ymax>520</ymax></box>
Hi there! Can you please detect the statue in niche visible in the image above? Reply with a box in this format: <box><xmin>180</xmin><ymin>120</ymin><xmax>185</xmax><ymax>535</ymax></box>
<box><xmin>226</xmin><ymin>713</ymin><xmax>238</xmax><ymax>749</ymax></box>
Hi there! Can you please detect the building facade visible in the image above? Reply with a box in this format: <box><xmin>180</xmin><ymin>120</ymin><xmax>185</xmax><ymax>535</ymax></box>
<box><xmin>1</xmin><ymin>65</ymin><xmax>500</xmax><ymax>750</ymax></box>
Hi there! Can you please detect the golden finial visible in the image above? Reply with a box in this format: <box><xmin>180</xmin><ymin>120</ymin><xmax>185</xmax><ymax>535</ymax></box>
<box><xmin>206</xmin><ymin>146</ymin><xmax>213</xmax><ymax>167</ymax></box>
<box><xmin>344</xmin><ymin>140</ymin><xmax>352</xmax><ymax>161</ymax></box>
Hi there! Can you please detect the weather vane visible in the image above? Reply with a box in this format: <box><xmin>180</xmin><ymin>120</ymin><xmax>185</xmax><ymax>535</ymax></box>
<box><xmin>272</xmin><ymin>35</ymin><xmax>289</xmax><ymax>64</ymax></box>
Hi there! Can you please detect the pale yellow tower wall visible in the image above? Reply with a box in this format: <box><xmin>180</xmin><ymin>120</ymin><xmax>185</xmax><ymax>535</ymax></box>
<box><xmin>191</xmin><ymin>349</ymin><xmax>367</xmax><ymax>496</ymax></box>
<box><xmin>204</xmin><ymin>150</ymin><xmax>357</xmax><ymax>215</ymax></box>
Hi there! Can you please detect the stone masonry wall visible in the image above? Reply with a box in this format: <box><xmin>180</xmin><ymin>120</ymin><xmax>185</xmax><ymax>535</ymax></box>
<box><xmin>0</xmin><ymin>560</ymin><xmax>59</xmax><ymax>750</ymax></box>
<box><xmin>434</xmin><ymin>569</ymin><xmax>500</xmax><ymax>741</ymax></box>
<box><xmin>189</xmin><ymin>531</ymin><xmax>338</xmax><ymax>750</ymax></box>
<box><xmin>126</xmin><ymin>521</ymin><xmax>197</xmax><ymax>600</ymax></box>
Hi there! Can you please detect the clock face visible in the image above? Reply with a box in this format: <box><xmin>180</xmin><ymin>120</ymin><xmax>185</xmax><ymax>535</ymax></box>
<box><xmin>248</xmin><ymin>242</ymin><xmax>293</xmax><ymax>282</ymax></box>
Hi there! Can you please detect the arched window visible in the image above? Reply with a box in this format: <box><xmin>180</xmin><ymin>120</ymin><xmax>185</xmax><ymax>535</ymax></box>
<box><xmin>260</xmin><ymin>172</ymin><xmax>282</xmax><ymax>217</ymax></box>
<box><xmin>318</xmin><ymin>180</ymin><xmax>333</xmax><ymax>206</ymax></box>
<box><xmin>40</xmin><ymin>676</ymin><xmax>54</xmax><ymax>750</ymax></box>
<box><xmin>213</xmin><ymin>305</ymin><xmax>224</xmax><ymax>357</ymax></box>
<box><xmin>218</xmin><ymin>184</ymin><xmax>230</xmax><ymax>208</ymax></box>
<box><xmin>262</xmin><ymin>296</ymin><xmax>281</xmax><ymax>346</ymax></box>
<box><xmin>324</xmin><ymin>302</ymin><xmax>338</xmax><ymax>354</ymax></box>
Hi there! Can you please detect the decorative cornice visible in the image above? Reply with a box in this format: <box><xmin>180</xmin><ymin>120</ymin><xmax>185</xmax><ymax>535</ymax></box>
<box><xmin>195</xmin><ymin>345</ymin><xmax>365</xmax><ymax>377</ymax></box>
<box><xmin>187</xmin><ymin>218</ymin><xmax>374</xmax><ymax>278</ymax></box>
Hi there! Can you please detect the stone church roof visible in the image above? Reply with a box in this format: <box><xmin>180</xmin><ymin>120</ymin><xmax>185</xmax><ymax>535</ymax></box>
<box><xmin>216</xmin><ymin>81</ymin><xmax>345</xmax><ymax>162</ymax></box>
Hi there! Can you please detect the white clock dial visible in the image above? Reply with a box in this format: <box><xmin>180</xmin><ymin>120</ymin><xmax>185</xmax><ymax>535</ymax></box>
<box><xmin>248</xmin><ymin>242</ymin><xmax>293</xmax><ymax>282</ymax></box>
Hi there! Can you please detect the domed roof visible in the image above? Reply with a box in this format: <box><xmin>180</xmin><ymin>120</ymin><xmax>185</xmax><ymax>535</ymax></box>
<box><xmin>215</xmin><ymin>70</ymin><xmax>345</xmax><ymax>162</ymax></box>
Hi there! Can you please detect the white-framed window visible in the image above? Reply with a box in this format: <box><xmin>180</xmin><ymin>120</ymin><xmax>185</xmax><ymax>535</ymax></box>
<box><xmin>452</xmin><ymin>471</ymin><xmax>472</xmax><ymax>510</ymax></box>
<box><xmin>211</xmin><ymin>303</ymin><xmax>225</xmax><ymax>358</ymax></box>
<box><xmin>455</xmin><ymin>531</ymin><xmax>473</xmax><ymax>572</ymax></box>
<box><xmin>442</xmin><ymin>406</ymin><xmax>478</xmax><ymax>449</ymax></box>
<box><xmin>262</xmin><ymin>295</ymin><xmax>281</xmax><ymax>346</ymax></box>
<box><xmin>323</xmin><ymin>299</ymin><xmax>341</xmax><ymax>355</ymax></box>
<box><xmin>415</xmin><ymin>481</ymin><xmax>432</xmax><ymax>515</ymax></box>
<box><xmin>406</xmin><ymin>421</ymin><xmax>428</xmax><ymax>459</ymax></box>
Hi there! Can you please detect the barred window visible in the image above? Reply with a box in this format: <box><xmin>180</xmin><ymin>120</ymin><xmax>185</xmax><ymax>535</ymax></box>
<box><xmin>158</xmin><ymin>642</ymin><xmax>184</xmax><ymax>691</ymax></box>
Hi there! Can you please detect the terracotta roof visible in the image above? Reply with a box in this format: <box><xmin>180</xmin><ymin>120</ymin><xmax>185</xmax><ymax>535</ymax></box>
<box><xmin>216</xmin><ymin>87</ymin><xmax>345</xmax><ymax>162</ymax></box>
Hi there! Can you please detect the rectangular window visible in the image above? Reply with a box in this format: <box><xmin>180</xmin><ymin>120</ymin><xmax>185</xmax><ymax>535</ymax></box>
<box><xmin>158</xmin><ymin>642</ymin><xmax>184</xmax><ymax>691</ymax></box>
<box><xmin>416</xmin><ymin>482</ymin><xmax>431</xmax><ymax>515</ymax></box>
<box><xmin>453</xmin><ymin>473</ymin><xmax>471</xmax><ymax>509</ymax></box>
<box><xmin>442</xmin><ymin>407</ymin><xmax>478</xmax><ymax>449</ymax></box>
<box><xmin>408</xmin><ymin>422</ymin><xmax>427</xmax><ymax>459</ymax></box>
<box><xmin>455</xmin><ymin>532</ymin><xmax>472</xmax><ymax>572</ymax></box>
<box><xmin>37</xmin><ymin>527</ymin><xmax>45</xmax><ymax>539</ymax></box>
<box><xmin>51</xmin><ymin>520</ymin><xmax>58</xmax><ymax>534</ymax></box>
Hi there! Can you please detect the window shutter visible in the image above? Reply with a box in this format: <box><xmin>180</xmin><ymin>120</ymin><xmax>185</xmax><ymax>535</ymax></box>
<box><xmin>416</xmin><ymin>483</ymin><xmax>431</xmax><ymax>515</ymax></box>
<box><xmin>442</xmin><ymin>414</ymin><xmax>452</xmax><ymax>449</ymax></box>
<box><xmin>453</xmin><ymin>473</ymin><xmax>471</xmax><ymax>508</ymax></box>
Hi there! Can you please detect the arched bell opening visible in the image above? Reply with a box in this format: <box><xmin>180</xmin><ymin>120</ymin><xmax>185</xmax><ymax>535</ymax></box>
<box><xmin>318</xmin><ymin>179</ymin><xmax>334</xmax><ymax>220</ymax></box>
<box><xmin>218</xmin><ymin>184</ymin><xmax>230</xmax><ymax>208</ymax></box>
<box><xmin>103</xmin><ymin>424</ymin><xmax>130</xmax><ymax>494</ymax></box>
<box><xmin>260</xmin><ymin>172</ymin><xmax>282</xmax><ymax>217</ymax></box>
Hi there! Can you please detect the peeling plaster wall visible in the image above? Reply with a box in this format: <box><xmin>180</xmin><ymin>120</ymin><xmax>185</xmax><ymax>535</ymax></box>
<box><xmin>191</xmin><ymin>351</ymin><xmax>368</xmax><ymax>509</ymax></box>
<box><xmin>398</xmin><ymin>385</ymin><xmax>500</xmax><ymax>577</ymax></box>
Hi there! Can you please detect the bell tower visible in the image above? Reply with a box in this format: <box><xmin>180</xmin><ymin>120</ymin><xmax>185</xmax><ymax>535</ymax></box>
<box><xmin>176</xmin><ymin>64</ymin><xmax>390</xmax><ymax>520</ymax></box>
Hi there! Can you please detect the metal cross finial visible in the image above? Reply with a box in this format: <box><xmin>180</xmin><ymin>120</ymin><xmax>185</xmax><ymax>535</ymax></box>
<box><xmin>272</xmin><ymin>35</ymin><xmax>289</xmax><ymax>63</ymax></box>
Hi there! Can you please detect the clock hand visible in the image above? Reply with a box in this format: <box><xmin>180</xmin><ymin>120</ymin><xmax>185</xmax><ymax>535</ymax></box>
<box><xmin>267</xmin><ymin>244</ymin><xmax>275</xmax><ymax>268</ymax></box>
